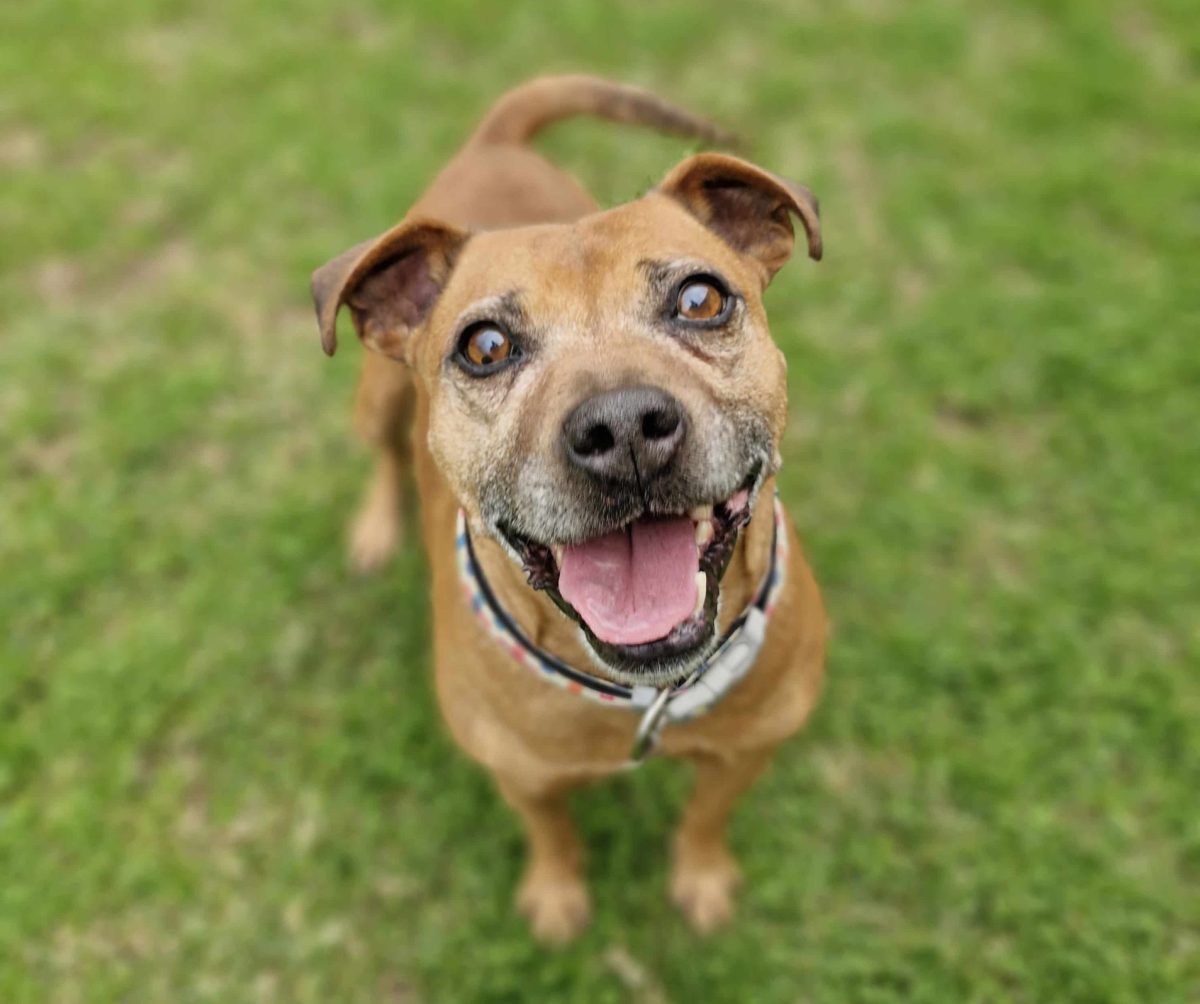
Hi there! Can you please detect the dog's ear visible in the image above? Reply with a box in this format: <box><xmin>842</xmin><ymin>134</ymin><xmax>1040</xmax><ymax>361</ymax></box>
<box><xmin>311</xmin><ymin>218</ymin><xmax>469</xmax><ymax>360</ymax></box>
<box><xmin>657</xmin><ymin>152</ymin><xmax>821</xmax><ymax>280</ymax></box>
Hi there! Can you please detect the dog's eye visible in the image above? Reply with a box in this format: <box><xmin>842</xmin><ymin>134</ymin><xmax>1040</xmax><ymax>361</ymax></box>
<box><xmin>458</xmin><ymin>322</ymin><xmax>517</xmax><ymax>372</ymax></box>
<box><xmin>675</xmin><ymin>277</ymin><xmax>729</xmax><ymax>323</ymax></box>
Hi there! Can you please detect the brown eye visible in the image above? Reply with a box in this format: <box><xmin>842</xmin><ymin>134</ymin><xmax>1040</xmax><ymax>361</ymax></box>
<box><xmin>459</xmin><ymin>323</ymin><xmax>516</xmax><ymax>371</ymax></box>
<box><xmin>675</xmin><ymin>278</ymin><xmax>729</xmax><ymax>322</ymax></box>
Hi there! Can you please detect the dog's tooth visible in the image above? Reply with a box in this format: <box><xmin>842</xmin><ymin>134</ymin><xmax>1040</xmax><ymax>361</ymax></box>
<box><xmin>693</xmin><ymin>572</ymin><xmax>707</xmax><ymax>617</ymax></box>
<box><xmin>689</xmin><ymin>504</ymin><xmax>712</xmax><ymax>523</ymax></box>
<box><xmin>552</xmin><ymin>544</ymin><xmax>564</xmax><ymax>566</ymax></box>
<box><xmin>695</xmin><ymin>519</ymin><xmax>714</xmax><ymax>548</ymax></box>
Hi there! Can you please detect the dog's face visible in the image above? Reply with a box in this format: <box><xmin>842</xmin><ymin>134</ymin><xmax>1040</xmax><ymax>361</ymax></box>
<box><xmin>313</xmin><ymin>154</ymin><xmax>821</xmax><ymax>684</ymax></box>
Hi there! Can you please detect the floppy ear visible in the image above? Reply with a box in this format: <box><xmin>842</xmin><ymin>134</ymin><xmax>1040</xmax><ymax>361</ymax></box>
<box><xmin>657</xmin><ymin>152</ymin><xmax>822</xmax><ymax>281</ymax></box>
<box><xmin>310</xmin><ymin>218</ymin><xmax>469</xmax><ymax>360</ymax></box>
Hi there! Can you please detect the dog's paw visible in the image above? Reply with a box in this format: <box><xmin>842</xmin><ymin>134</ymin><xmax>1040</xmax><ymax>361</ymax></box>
<box><xmin>348</xmin><ymin>505</ymin><xmax>401</xmax><ymax>573</ymax></box>
<box><xmin>517</xmin><ymin>869</ymin><xmax>591</xmax><ymax>945</ymax></box>
<box><xmin>670</xmin><ymin>849</ymin><xmax>741</xmax><ymax>934</ymax></box>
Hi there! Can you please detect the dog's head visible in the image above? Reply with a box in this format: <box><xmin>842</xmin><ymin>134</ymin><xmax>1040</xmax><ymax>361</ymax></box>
<box><xmin>312</xmin><ymin>153</ymin><xmax>821</xmax><ymax>684</ymax></box>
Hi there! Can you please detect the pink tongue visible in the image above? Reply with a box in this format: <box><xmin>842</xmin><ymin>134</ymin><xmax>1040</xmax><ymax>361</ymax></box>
<box><xmin>558</xmin><ymin>516</ymin><xmax>699</xmax><ymax>646</ymax></box>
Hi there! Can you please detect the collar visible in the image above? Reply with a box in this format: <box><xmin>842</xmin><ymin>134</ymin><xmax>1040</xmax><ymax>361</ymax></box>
<box><xmin>455</xmin><ymin>496</ymin><xmax>788</xmax><ymax>763</ymax></box>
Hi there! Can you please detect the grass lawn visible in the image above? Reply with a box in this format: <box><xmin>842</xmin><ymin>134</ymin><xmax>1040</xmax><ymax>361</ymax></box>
<box><xmin>2</xmin><ymin>0</ymin><xmax>1198</xmax><ymax>1000</ymax></box>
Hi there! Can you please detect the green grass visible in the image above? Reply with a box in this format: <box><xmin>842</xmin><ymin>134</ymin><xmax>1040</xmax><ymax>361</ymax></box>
<box><xmin>2</xmin><ymin>0</ymin><xmax>1198</xmax><ymax>1000</ymax></box>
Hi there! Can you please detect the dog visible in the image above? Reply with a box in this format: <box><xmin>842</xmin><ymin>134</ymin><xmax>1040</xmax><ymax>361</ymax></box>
<box><xmin>310</xmin><ymin>75</ymin><xmax>827</xmax><ymax>943</ymax></box>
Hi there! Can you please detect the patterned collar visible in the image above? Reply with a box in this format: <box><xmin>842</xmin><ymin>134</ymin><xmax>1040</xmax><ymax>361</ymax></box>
<box><xmin>455</xmin><ymin>496</ymin><xmax>788</xmax><ymax>762</ymax></box>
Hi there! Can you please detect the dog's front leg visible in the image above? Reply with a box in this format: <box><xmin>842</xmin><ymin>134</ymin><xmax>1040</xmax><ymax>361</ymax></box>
<box><xmin>495</xmin><ymin>774</ymin><xmax>591</xmax><ymax>944</ymax></box>
<box><xmin>348</xmin><ymin>354</ymin><xmax>414</xmax><ymax>572</ymax></box>
<box><xmin>671</xmin><ymin>746</ymin><xmax>775</xmax><ymax>933</ymax></box>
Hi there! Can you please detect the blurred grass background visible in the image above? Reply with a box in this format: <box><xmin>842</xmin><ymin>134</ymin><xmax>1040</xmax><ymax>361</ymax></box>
<box><xmin>2</xmin><ymin>0</ymin><xmax>1198</xmax><ymax>1001</ymax></box>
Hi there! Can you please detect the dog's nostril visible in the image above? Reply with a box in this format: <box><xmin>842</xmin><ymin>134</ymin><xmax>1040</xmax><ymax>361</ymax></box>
<box><xmin>575</xmin><ymin>423</ymin><xmax>615</xmax><ymax>457</ymax></box>
<box><xmin>642</xmin><ymin>408</ymin><xmax>679</xmax><ymax>441</ymax></box>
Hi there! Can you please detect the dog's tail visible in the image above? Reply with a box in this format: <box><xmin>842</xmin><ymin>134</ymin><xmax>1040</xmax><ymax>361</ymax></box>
<box><xmin>469</xmin><ymin>75</ymin><xmax>736</xmax><ymax>148</ymax></box>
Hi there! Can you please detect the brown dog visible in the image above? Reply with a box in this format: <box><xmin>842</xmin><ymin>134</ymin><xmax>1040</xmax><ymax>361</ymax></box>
<box><xmin>311</xmin><ymin>76</ymin><xmax>826</xmax><ymax>943</ymax></box>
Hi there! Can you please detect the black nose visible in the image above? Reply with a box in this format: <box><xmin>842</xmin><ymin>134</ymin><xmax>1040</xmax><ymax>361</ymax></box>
<box><xmin>562</xmin><ymin>385</ymin><xmax>687</xmax><ymax>482</ymax></box>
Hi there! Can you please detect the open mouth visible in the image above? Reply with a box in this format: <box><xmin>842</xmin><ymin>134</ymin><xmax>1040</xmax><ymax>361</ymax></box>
<box><xmin>498</xmin><ymin>466</ymin><xmax>760</xmax><ymax>675</ymax></box>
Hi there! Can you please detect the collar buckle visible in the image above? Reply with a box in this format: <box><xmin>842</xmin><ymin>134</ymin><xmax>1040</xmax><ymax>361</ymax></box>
<box><xmin>629</xmin><ymin>687</ymin><xmax>673</xmax><ymax>764</ymax></box>
<box><xmin>627</xmin><ymin>662</ymin><xmax>707</xmax><ymax>765</ymax></box>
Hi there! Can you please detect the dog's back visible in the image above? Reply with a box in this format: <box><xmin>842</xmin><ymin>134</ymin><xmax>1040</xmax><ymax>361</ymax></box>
<box><xmin>409</xmin><ymin>75</ymin><xmax>735</xmax><ymax>231</ymax></box>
